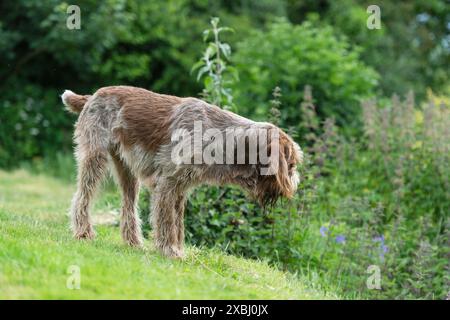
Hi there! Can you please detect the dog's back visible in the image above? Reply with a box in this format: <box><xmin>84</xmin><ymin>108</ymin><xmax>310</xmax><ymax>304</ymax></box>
<box><xmin>62</xmin><ymin>86</ymin><xmax>183</xmax><ymax>152</ymax></box>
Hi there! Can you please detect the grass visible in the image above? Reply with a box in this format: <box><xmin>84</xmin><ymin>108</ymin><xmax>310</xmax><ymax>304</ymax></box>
<box><xmin>0</xmin><ymin>170</ymin><xmax>338</xmax><ymax>299</ymax></box>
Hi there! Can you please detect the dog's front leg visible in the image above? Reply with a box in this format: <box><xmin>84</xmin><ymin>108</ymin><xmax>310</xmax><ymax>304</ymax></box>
<box><xmin>151</xmin><ymin>181</ymin><xmax>185</xmax><ymax>259</ymax></box>
<box><xmin>174</xmin><ymin>194</ymin><xmax>186</xmax><ymax>251</ymax></box>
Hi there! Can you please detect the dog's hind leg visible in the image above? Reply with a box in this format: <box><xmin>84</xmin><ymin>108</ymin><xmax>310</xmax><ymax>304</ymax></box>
<box><xmin>71</xmin><ymin>148</ymin><xmax>108</xmax><ymax>240</ymax></box>
<box><xmin>110</xmin><ymin>152</ymin><xmax>143</xmax><ymax>247</ymax></box>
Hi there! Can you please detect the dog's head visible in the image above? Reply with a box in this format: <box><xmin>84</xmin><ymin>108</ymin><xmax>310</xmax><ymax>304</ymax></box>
<box><xmin>253</xmin><ymin>127</ymin><xmax>303</xmax><ymax>207</ymax></box>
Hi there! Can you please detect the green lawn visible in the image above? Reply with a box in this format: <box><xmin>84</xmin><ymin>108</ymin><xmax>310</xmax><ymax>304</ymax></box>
<box><xmin>0</xmin><ymin>170</ymin><xmax>337</xmax><ymax>299</ymax></box>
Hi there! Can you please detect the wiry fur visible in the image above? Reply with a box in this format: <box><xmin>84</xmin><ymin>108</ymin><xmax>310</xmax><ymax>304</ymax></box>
<box><xmin>62</xmin><ymin>86</ymin><xmax>303</xmax><ymax>258</ymax></box>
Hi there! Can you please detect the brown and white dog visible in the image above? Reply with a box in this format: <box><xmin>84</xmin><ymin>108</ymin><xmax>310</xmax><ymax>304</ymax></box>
<box><xmin>62</xmin><ymin>86</ymin><xmax>303</xmax><ymax>258</ymax></box>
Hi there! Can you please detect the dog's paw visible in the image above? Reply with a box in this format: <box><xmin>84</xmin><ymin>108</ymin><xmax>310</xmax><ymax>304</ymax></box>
<box><xmin>124</xmin><ymin>236</ymin><xmax>144</xmax><ymax>248</ymax></box>
<box><xmin>172</xmin><ymin>248</ymin><xmax>186</xmax><ymax>260</ymax></box>
<box><xmin>74</xmin><ymin>227</ymin><xmax>96</xmax><ymax>240</ymax></box>
<box><xmin>168</xmin><ymin>249</ymin><xmax>185</xmax><ymax>260</ymax></box>
<box><xmin>158</xmin><ymin>244</ymin><xmax>185</xmax><ymax>259</ymax></box>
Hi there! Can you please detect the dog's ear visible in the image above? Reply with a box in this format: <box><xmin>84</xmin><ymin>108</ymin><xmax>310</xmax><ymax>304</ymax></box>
<box><xmin>255</xmin><ymin>128</ymin><xmax>299</xmax><ymax>206</ymax></box>
<box><xmin>275</xmin><ymin>136</ymin><xmax>295</xmax><ymax>198</ymax></box>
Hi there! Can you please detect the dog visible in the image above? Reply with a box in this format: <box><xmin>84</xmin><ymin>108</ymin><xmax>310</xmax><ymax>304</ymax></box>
<box><xmin>62</xmin><ymin>86</ymin><xmax>303</xmax><ymax>258</ymax></box>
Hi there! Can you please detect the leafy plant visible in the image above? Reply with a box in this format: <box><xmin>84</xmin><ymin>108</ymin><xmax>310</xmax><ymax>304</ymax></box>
<box><xmin>231</xmin><ymin>18</ymin><xmax>378</xmax><ymax>128</ymax></box>
<box><xmin>192</xmin><ymin>17</ymin><xmax>238</xmax><ymax>110</ymax></box>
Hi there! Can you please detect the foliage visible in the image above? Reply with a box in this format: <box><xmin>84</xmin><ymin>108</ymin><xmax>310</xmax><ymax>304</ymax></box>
<box><xmin>361</xmin><ymin>93</ymin><xmax>450</xmax><ymax>221</ymax></box>
<box><xmin>304</xmin><ymin>93</ymin><xmax>449</xmax><ymax>299</ymax></box>
<box><xmin>192</xmin><ymin>17</ymin><xmax>238</xmax><ymax>110</ymax></box>
<box><xmin>0</xmin><ymin>86</ymin><xmax>73</xmax><ymax>167</ymax></box>
<box><xmin>231</xmin><ymin>18</ymin><xmax>379</xmax><ymax>127</ymax></box>
<box><xmin>286</xmin><ymin>0</ymin><xmax>450</xmax><ymax>100</ymax></box>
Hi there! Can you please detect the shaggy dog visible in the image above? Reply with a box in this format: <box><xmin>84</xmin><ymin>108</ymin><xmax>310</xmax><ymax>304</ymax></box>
<box><xmin>62</xmin><ymin>86</ymin><xmax>303</xmax><ymax>258</ymax></box>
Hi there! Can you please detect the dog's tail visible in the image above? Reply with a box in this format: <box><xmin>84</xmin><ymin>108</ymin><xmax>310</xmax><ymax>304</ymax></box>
<box><xmin>61</xmin><ymin>90</ymin><xmax>91</xmax><ymax>114</ymax></box>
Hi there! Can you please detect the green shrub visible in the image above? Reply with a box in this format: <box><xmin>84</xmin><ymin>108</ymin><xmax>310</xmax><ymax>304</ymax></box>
<box><xmin>361</xmin><ymin>93</ymin><xmax>450</xmax><ymax>222</ymax></box>
<box><xmin>231</xmin><ymin>18</ymin><xmax>379</xmax><ymax>128</ymax></box>
<box><xmin>301</xmin><ymin>93</ymin><xmax>450</xmax><ymax>299</ymax></box>
<box><xmin>192</xmin><ymin>17</ymin><xmax>238</xmax><ymax>110</ymax></box>
<box><xmin>0</xmin><ymin>85</ymin><xmax>74</xmax><ymax>168</ymax></box>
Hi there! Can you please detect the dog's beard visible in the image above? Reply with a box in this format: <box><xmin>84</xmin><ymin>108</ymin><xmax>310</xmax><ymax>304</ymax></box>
<box><xmin>253</xmin><ymin>171</ymin><xmax>297</xmax><ymax>208</ymax></box>
<box><xmin>290</xmin><ymin>170</ymin><xmax>300</xmax><ymax>192</ymax></box>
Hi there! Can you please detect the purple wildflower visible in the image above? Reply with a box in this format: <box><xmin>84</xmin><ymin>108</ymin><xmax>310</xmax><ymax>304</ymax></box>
<box><xmin>372</xmin><ymin>234</ymin><xmax>389</xmax><ymax>259</ymax></box>
<box><xmin>320</xmin><ymin>226</ymin><xmax>329</xmax><ymax>237</ymax></box>
<box><xmin>379</xmin><ymin>246</ymin><xmax>388</xmax><ymax>262</ymax></box>
<box><xmin>372</xmin><ymin>235</ymin><xmax>385</xmax><ymax>243</ymax></box>
<box><xmin>335</xmin><ymin>235</ymin><xmax>346</xmax><ymax>244</ymax></box>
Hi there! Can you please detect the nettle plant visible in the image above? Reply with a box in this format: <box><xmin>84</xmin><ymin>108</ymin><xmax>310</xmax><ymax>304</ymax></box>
<box><xmin>192</xmin><ymin>17</ymin><xmax>238</xmax><ymax>111</ymax></box>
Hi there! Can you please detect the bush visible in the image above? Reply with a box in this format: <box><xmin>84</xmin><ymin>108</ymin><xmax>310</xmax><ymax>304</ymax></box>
<box><xmin>231</xmin><ymin>18</ymin><xmax>379</xmax><ymax>128</ymax></box>
<box><xmin>0</xmin><ymin>85</ymin><xmax>74</xmax><ymax>167</ymax></box>
<box><xmin>294</xmin><ymin>92</ymin><xmax>450</xmax><ymax>299</ymax></box>
<box><xmin>361</xmin><ymin>92</ymin><xmax>450</xmax><ymax>222</ymax></box>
